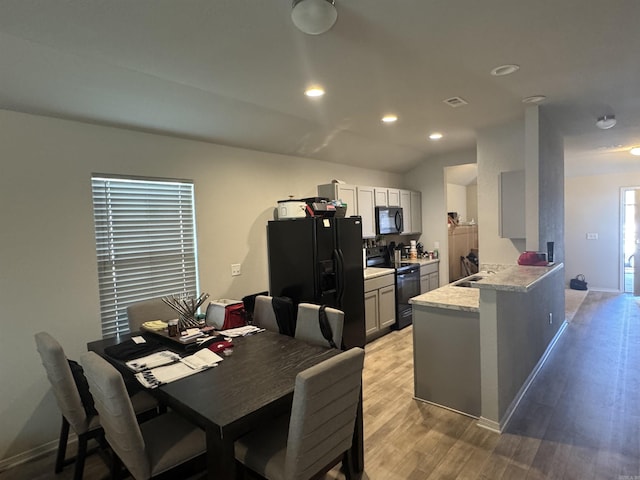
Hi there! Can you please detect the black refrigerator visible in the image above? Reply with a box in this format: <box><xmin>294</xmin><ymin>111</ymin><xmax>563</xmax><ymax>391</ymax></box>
<box><xmin>267</xmin><ymin>216</ymin><xmax>366</xmax><ymax>349</ymax></box>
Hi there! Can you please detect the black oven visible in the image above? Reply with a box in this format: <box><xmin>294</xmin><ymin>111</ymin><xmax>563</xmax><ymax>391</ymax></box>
<box><xmin>366</xmin><ymin>247</ymin><xmax>420</xmax><ymax>329</ymax></box>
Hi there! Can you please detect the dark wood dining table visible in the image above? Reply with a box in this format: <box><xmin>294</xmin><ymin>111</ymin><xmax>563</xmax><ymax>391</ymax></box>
<box><xmin>88</xmin><ymin>329</ymin><xmax>362</xmax><ymax>480</ymax></box>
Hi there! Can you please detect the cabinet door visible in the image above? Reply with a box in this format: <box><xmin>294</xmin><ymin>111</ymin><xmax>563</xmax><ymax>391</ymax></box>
<box><xmin>337</xmin><ymin>184</ymin><xmax>358</xmax><ymax>218</ymax></box>
<box><xmin>429</xmin><ymin>272</ymin><xmax>439</xmax><ymax>291</ymax></box>
<box><xmin>357</xmin><ymin>186</ymin><xmax>376</xmax><ymax>238</ymax></box>
<box><xmin>364</xmin><ymin>290</ymin><xmax>379</xmax><ymax>336</ymax></box>
<box><xmin>411</xmin><ymin>191</ymin><xmax>422</xmax><ymax>234</ymax></box>
<box><xmin>374</xmin><ymin>188</ymin><xmax>388</xmax><ymax>207</ymax></box>
<box><xmin>388</xmin><ymin>189</ymin><xmax>401</xmax><ymax>206</ymax></box>
<box><xmin>420</xmin><ymin>274</ymin><xmax>429</xmax><ymax>294</ymax></box>
<box><xmin>378</xmin><ymin>284</ymin><xmax>396</xmax><ymax>328</ymax></box>
<box><xmin>400</xmin><ymin>190</ymin><xmax>412</xmax><ymax>233</ymax></box>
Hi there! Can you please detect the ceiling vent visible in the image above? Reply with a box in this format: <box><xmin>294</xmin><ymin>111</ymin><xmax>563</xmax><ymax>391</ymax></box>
<box><xmin>444</xmin><ymin>96</ymin><xmax>468</xmax><ymax>108</ymax></box>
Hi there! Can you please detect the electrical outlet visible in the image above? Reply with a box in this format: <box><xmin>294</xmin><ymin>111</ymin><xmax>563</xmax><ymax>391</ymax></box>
<box><xmin>586</xmin><ymin>232</ymin><xmax>598</xmax><ymax>240</ymax></box>
<box><xmin>231</xmin><ymin>263</ymin><xmax>241</xmax><ymax>276</ymax></box>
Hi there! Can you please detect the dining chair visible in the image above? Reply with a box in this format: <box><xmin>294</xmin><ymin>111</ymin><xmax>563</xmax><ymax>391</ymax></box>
<box><xmin>252</xmin><ymin>295</ymin><xmax>279</xmax><ymax>332</ymax></box>
<box><xmin>80</xmin><ymin>351</ymin><xmax>207</xmax><ymax>480</ymax></box>
<box><xmin>234</xmin><ymin>347</ymin><xmax>365</xmax><ymax>480</ymax></box>
<box><xmin>294</xmin><ymin>303</ymin><xmax>344</xmax><ymax>349</ymax></box>
<box><xmin>34</xmin><ymin>332</ymin><xmax>158</xmax><ymax>480</ymax></box>
<box><xmin>126</xmin><ymin>297</ymin><xmax>178</xmax><ymax>333</ymax></box>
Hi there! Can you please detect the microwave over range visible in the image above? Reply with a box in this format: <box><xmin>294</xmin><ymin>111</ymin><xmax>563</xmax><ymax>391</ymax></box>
<box><xmin>375</xmin><ymin>206</ymin><xmax>403</xmax><ymax>235</ymax></box>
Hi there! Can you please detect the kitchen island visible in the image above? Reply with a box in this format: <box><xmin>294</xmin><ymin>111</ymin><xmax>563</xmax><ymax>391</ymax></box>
<box><xmin>410</xmin><ymin>262</ymin><xmax>565</xmax><ymax>432</ymax></box>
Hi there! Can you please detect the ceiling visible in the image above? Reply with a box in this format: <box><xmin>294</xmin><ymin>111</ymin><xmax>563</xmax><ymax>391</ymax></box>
<box><xmin>1</xmin><ymin>0</ymin><xmax>639</xmax><ymax>177</ymax></box>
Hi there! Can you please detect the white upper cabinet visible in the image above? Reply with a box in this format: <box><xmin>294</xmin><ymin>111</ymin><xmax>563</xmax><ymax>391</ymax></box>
<box><xmin>400</xmin><ymin>189</ymin><xmax>412</xmax><ymax>233</ymax></box>
<box><xmin>357</xmin><ymin>186</ymin><xmax>376</xmax><ymax>238</ymax></box>
<box><xmin>388</xmin><ymin>189</ymin><xmax>401</xmax><ymax>206</ymax></box>
<box><xmin>374</xmin><ymin>188</ymin><xmax>389</xmax><ymax>207</ymax></box>
<box><xmin>411</xmin><ymin>191</ymin><xmax>422</xmax><ymax>234</ymax></box>
<box><xmin>318</xmin><ymin>183</ymin><xmax>357</xmax><ymax>217</ymax></box>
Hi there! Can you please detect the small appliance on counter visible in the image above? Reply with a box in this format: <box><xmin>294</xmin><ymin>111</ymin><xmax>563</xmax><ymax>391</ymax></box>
<box><xmin>276</xmin><ymin>197</ymin><xmax>306</xmax><ymax>219</ymax></box>
<box><xmin>517</xmin><ymin>251</ymin><xmax>549</xmax><ymax>266</ymax></box>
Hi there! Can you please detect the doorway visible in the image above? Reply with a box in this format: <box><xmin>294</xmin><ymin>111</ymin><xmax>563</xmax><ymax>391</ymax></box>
<box><xmin>621</xmin><ymin>187</ymin><xmax>640</xmax><ymax>294</ymax></box>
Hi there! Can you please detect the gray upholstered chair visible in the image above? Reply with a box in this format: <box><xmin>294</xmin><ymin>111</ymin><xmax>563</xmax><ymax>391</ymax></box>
<box><xmin>126</xmin><ymin>297</ymin><xmax>178</xmax><ymax>333</ymax></box>
<box><xmin>234</xmin><ymin>347</ymin><xmax>365</xmax><ymax>480</ymax></box>
<box><xmin>294</xmin><ymin>303</ymin><xmax>344</xmax><ymax>349</ymax></box>
<box><xmin>253</xmin><ymin>295</ymin><xmax>279</xmax><ymax>332</ymax></box>
<box><xmin>80</xmin><ymin>351</ymin><xmax>207</xmax><ymax>480</ymax></box>
<box><xmin>34</xmin><ymin>332</ymin><xmax>158</xmax><ymax>480</ymax></box>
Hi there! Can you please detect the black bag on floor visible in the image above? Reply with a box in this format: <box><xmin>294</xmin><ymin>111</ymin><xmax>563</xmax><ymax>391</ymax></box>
<box><xmin>570</xmin><ymin>274</ymin><xmax>588</xmax><ymax>291</ymax></box>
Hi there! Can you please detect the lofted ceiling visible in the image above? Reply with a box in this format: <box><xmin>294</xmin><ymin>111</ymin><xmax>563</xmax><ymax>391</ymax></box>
<box><xmin>0</xmin><ymin>0</ymin><xmax>639</xmax><ymax>176</ymax></box>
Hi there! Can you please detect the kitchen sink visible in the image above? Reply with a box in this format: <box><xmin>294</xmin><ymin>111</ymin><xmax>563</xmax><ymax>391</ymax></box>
<box><xmin>453</xmin><ymin>275</ymin><xmax>484</xmax><ymax>288</ymax></box>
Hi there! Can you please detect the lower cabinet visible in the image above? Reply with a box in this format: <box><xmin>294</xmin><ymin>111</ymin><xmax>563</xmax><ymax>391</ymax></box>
<box><xmin>364</xmin><ymin>273</ymin><xmax>396</xmax><ymax>340</ymax></box>
<box><xmin>420</xmin><ymin>262</ymin><xmax>440</xmax><ymax>294</ymax></box>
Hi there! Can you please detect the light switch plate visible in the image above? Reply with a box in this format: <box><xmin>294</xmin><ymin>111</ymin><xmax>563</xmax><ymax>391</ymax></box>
<box><xmin>586</xmin><ymin>233</ymin><xmax>598</xmax><ymax>240</ymax></box>
<box><xmin>231</xmin><ymin>263</ymin><xmax>241</xmax><ymax>276</ymax></box>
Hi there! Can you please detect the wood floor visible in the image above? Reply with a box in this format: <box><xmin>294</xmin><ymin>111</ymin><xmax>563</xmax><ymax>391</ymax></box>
<box><xmin>3</xmin><ymin>291</ymin><xmax>639</xmax><ymax>480</ymax></box>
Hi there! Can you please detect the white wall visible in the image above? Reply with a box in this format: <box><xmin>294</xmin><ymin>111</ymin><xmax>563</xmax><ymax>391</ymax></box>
<box><xmin>476</xmin><ymin>120</ymin><xmax>526</xmax><ymax>265</ymax></box>
<box><xmin>0</xmin><ymin>109</ymin><xmax>403</xmax><ymax>463</ymax></box>
<box><xmin>466</xmin><ymin>184</ymin><xmax>478</xmax><ymax>223</ymax></box>
<box><xmin>565</xmin><ymin>172</ymin><xmax>640</xmax><ymax>291</ymax></box>
<box><xmin>446</xmin><ymin>183</ymin><xmax>467</xmax><ymax>222</ymax></box>
<box><xmin>404</xmin><ymin>149</ymin><xmax>477</xmax><ymax>284</ymax></box>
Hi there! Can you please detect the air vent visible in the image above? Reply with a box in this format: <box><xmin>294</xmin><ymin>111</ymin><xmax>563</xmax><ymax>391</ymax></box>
<box><xmin>444</xmin><ymin>96</ymin><xmax>468</xmax><ymax>108</ymax></box>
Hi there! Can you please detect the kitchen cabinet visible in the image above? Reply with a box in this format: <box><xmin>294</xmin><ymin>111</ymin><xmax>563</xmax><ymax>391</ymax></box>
<box><xmin>400</xmin><ymin>190</ymin><xmax>412</xmax><ymax>233</ymax></box>
<box><xmin>411</xmin><ymin>191</ymin><xmax>422</xmax><ymax>234</ymax></box>
<box><xmin>388</xmin><ymin>189</ymin><xmax>401</xmax><ymax>206</ymax></box>
<box><xmin>357</xmin><ymin>186</ymin><xmax>376</xmax><ymax>238</ymax></box>
<box><xmin>499</xmin><ymin>170</ymin><xmax>525</xmax><ymax>239</ymax></box>
<box><xmin>374</xmin><ymin>188</ymin><xmax>388</xmax><ymax>207</ymax></box>
<box><xmin>364</xmin><ymin>273</ymin><xmax>396</xmax><ymax>339</ymax></box>
<box><xmin>420</xmin><ymin>262</ymin><xmax>439</xmax><ymax>294</ymax></box>
<box><xmin>317</xmin><ymin>183</ymin><xmax>357</xmax><ymax>218</ymax></box>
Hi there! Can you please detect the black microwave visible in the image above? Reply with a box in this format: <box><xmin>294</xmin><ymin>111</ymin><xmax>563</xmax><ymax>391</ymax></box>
<box><xmin>375</xmin><ymin>207</ymin><xmax>403</xmax><ymax>235</ymax></box>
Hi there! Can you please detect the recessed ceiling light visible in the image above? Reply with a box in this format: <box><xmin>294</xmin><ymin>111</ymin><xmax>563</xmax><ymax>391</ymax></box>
<box><xmin>429</xmin><ymin>132</ymin><xmax>443</xmax><ymax>140</ymax></box>
<box><xmin>304</xmin><ymin>86</ymin><xmax>325</xmax><ymax>97</ymax></box>
<box><xmin>630</xmin><ymin>147</ymin><xmax>640</xmax><ymax>156</ymax></box>
<box><xmin>490</xmin><ymin>64</ymin><xmax>520</xmax><ymax>76</ymax></box>
<box><xmin>381</xmin><ymin>114</ymin><xmax>398</xmax><ymax>123</ymax></box>
<box><xmin>522</xmin><ymin>95</ymin><xmax>547</xmax><ymax>104</ymax></box>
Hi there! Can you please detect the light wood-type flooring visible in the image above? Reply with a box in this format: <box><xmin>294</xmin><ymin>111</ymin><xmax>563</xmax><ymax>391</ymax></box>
<box><xmin>2</xmin><ymin>291</ymin><xmax>638</xmax><ymax>479</ymax></box>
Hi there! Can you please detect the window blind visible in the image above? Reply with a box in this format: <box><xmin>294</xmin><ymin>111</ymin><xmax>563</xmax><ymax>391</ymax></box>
<box><xmin>91</xmin><ymin>176</ymin><xmax>199</xmax><ymax>338</ymax></box>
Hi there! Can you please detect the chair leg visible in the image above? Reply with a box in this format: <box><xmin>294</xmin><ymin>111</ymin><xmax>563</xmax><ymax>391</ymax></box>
<box><xmin>54</xmin><ymin>416</ymin><xmax>70</xmax><ymax>473</ymax></box>
<box><xmin>73</xmin><ymin>432</ymin><xmax>88</xmax><ymax>480</ymax></box>
<box><xmin>110</xmin><ymin>451</ymin><xmax>123</xmax><ymax>480</ymax></box>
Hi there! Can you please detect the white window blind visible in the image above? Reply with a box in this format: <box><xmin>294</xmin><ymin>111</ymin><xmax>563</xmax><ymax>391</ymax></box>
<box><xmin>91</xmin><ymin>175</ymin><xmax>199</xmax><ymax>338</ymax></box>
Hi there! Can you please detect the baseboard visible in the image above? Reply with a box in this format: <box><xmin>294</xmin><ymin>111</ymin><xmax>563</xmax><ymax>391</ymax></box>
<box><xmin>413</xmin><ymin>396</ymin><xmax>479</xmax><ymax>420</ymax></box>
<box><xmin>0</xmin><ymin>433</ymin><xmax>77</xmax><ymax>473</ymax></box>
<box><xmin>479</xmin><ymin>320</ymin><xmax>569</xmax><ymax>434</ymax></box>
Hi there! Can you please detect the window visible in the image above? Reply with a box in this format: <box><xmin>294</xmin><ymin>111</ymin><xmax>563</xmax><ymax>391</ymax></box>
<box><xmin>91</xmin><ymin>175</ymin><xmax>199</xmax><ymax>338</ymax></box>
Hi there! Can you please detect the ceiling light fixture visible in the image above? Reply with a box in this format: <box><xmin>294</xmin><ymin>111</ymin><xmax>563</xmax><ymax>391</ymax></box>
<box><xmin>596</xmin><ymin>115</ymin><xmax>616</xmax><ymax>130</ymax></box>
<box><xmin>630</xmin><ymin>147</ymin><xmax>640</xmax><ymax>156</ymax></box>
<box><xmin>429</xmin><ymin>132</ymin><xmax>443</xmax><ymax>140</ymax></box>
<box><xmin>490</xmin><ymin>64</ymin><xmax>520</xmax><ymax>76</ymax></box>
<box><xmin>381</xmin><ymin>115</ymin><xmax>398</xmax><ymax>123</ymax></box>
<box><xmin>304</xmin><ymin>86</ymin><xmax>325</xmax><ymax>97</ymax></box>
<box><xmin>522</xmin><ymin>95</ymin><xmax>547</xmax><ymax>104</ymax></box>
<box><xmin>291</xmin><ymin>0</ymin><xmax>337</xmax><ymax>35</ymax></box>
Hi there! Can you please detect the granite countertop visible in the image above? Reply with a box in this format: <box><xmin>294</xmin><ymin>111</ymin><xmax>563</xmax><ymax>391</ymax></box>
<box><xmin>363</xmin><ymin>267</ymin><xmax>395</xmax><ymax>280</ymax></box>
<box><xmin>414</xmin><ymin>258</ymin><xmax>440</xmax><ymax>266</ymax></box>
<box><xmin>410</xmin><ymin>262</ymin><xmax>564</xmax><ymax>312</ymax></box>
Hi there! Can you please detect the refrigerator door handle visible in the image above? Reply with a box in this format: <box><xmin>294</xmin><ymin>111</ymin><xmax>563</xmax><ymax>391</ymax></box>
<box><xmin>335</xmin><ymin>248</ymin><xmax>345</xmax><ymax>306</ymax></box>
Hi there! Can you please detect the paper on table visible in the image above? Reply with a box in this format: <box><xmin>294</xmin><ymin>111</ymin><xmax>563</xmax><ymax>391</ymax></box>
<box><xmin>217</xmin><ymin>325</ymin><xmax>265</xmax><ymax>337</ymax></box>
<box><xmin>125</xmin><ymin>350</ymin><xmax>181</xmax><ymax>372</ymax></box>
<box><xmin>134</xmin><ymin>348</ymin><xmax>223</xmax><ymax>388</ymax></box>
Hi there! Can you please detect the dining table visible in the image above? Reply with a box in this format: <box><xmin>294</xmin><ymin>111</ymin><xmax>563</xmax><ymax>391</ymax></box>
<box><xmin>88</xmin><ymin>329</ymin><xmax>364</xmax><ymax>480</ymax></box>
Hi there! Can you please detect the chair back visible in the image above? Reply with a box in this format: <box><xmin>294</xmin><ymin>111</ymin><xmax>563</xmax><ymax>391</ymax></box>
<box><xmin>294</xmin><ymin>303</ymin><xmax>344</xmax><ymax>349</ymax></box>
<box><xmin>253</xmin><ymin>295</ymin><xmax>279</xmax><ymax>332</ymax></box>
<box><xmin>127</xmin><ymin>297</ymin><xmax>178</xmax><ymax>333</ymax></box>
<box><xmin>80</xmin><ymin>351</ymin><xmax>150</xmax><ymax>480</ymax></box>
<box><xmin>34</xmin><ymin>332</ymin><xmax>90</xmax><ymax>434</ymax></box>
<box><xmin>284</xmin><ymin>347</ymin><xmax>364</xmax><ymax>480</ymax></box>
